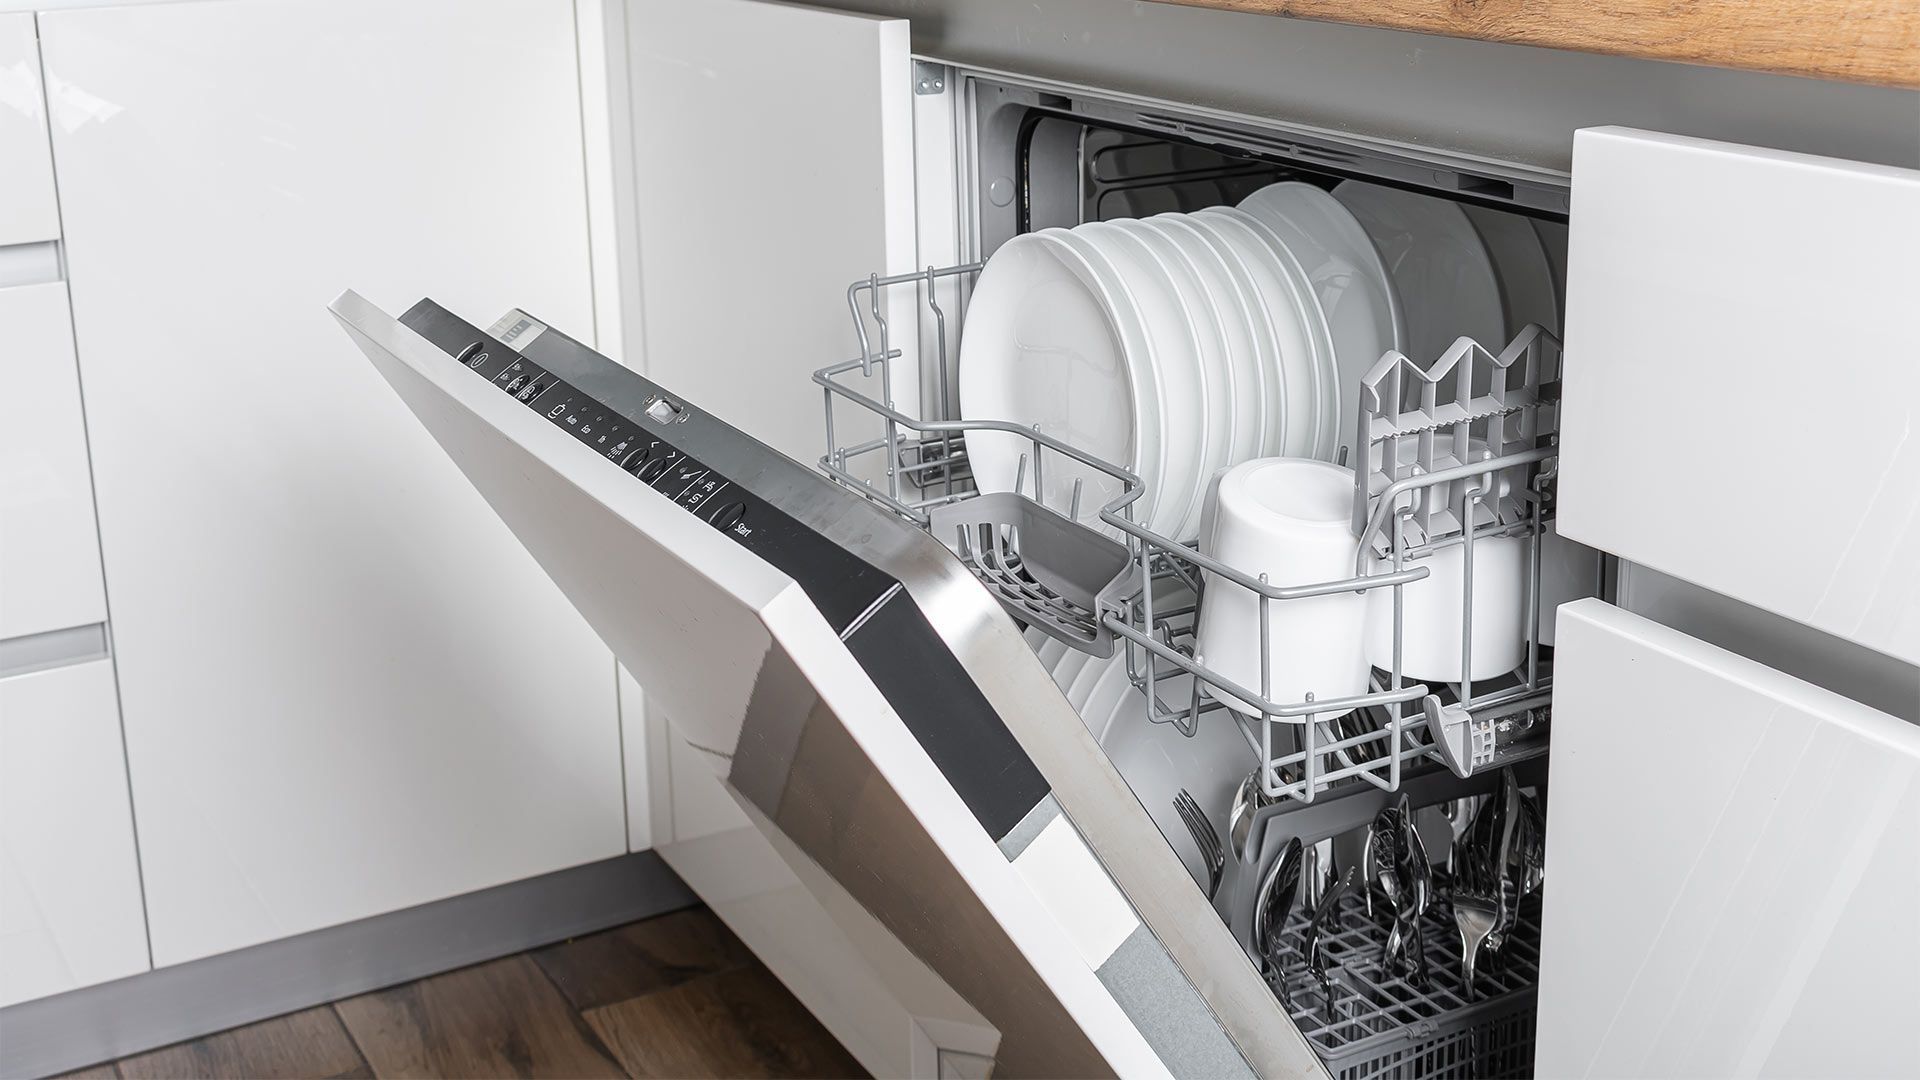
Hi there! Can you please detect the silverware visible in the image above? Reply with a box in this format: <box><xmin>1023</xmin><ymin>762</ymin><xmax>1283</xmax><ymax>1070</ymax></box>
<box><xmin>1174</xmin><ymin>788</ymin><xmax>1224</xmax><ymax>900</ymax></box>
<box><xmin>1366</xmin><ymin>794</ymin><xmax>1433</xmax><ymax>988</ymax></box>
<box><xmin>1254</xmin><ymin>836</ymin><xmax>1303</xmax><ymax>1007</ymax></box>
<box><xmin>1449</xmin><ymin>793</ymin><xmax>1504</xmax><ymax>994</ymax></box>
<box><xmin>1514</xmin><ymin>788</ymin><xmax>1546</xmax><ymax>898</ymax></box>
<box><xmin>1228</xmin><ymin>768</ymin><xmax>1276</xmax><ymax>860</ymax></box>
<box><xmin>1485</xmin><ymin>770</ymin><xmax>1523</xmax><ymax>954</ymax></box>
<box><xmin>1305</xmin><ymin>867</ymin><xmax>1354</xmax><ymax>1022</ymax></box>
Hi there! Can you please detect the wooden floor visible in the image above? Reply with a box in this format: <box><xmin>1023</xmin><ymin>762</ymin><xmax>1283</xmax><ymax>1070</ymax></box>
<box><xmin>58</xmin><ymin>906</ymin><xmax>866</xmax><ymax>1080</ymax></box>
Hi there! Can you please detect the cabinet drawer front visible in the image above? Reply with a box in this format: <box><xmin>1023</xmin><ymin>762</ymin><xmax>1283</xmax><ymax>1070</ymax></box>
<box><xmin>1540</xmin><ymin>599</ymin><xmax>1920</xmax><ymax>1077</ymax></box>
<box><xmin>1558</xmin><ymin>127</ymin><xmax>1920</xmax><ymax>664</ymax></box>
<box><xmin>0</xmin><ymin>282</ymin><xmax>107</xmax><ymax>641</ymax></box>
<box><xmin>0</xmin><ymin>13</ymin><xmax>59</xmax><ymax>247</ymax></box>
<box><xmin>0</xmin><ymin>659</ymin><xmax>150</xmax><ymax>1007</ymax></box>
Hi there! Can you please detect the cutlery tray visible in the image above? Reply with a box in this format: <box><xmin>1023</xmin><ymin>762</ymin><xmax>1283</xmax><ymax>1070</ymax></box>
<box><xmin>1272</xmin><ymin>887</ymin><xmax>1541</xmax><ymax>1080</ymax></box>
<box><xmin>816</xmin><ymin>262</ymin><xmax>1587</xmax><ymax>805</ymax></box>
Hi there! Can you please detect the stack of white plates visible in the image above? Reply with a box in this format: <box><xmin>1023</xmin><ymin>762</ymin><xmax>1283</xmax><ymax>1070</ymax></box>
<box><xmin>961</xmin><ymin>180</ymin><xmax>1557</xmax><ymax>541</ymax></box>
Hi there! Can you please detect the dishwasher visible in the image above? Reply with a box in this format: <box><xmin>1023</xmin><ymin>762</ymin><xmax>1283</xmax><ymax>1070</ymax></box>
<box><xmin>331</xmin><ymin>3</ymin><xmax>1920</xmax><ymax>1076</ymax></box>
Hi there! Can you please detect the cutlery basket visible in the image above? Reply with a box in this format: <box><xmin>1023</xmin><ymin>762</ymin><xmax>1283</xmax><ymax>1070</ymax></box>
<box><xmin>816</xmin><ymin>262</ymin><xmax>1590</xmax><ymax>806</ymax></box>
<box><xmin>1271</xmin><ymin>887</ymin><xmax>1541</xmax><ymax>1080</ymax></box>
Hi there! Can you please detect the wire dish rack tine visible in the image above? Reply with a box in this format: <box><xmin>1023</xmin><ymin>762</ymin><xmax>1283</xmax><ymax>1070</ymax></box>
<box><xmin>817</xmin><ymin>259</ymin><xmax>1584</xmax><ymax>804</ymax></box>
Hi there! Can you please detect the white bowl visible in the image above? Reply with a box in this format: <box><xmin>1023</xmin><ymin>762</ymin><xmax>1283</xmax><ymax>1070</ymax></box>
<box><xmin>1193</xmin><ymin>458</ymin><xmax>1370</xmax><ymax>718</ymax></box>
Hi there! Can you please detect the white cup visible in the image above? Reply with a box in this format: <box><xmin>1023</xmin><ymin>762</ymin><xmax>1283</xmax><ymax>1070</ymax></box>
<box><xmin>1364</xmin><ymin>437</ymin><xmax>1529</xmax><ymax>683</ymax></box>
<box><xmin>1366</xmin><ymin>534</ymin><xmax>1528</xmax><ymax>683</ymax></box>
<box><xmin>1194</xmin><ymin>458</ymin><xmax>1370</xmax><ymax>718</ymax></box>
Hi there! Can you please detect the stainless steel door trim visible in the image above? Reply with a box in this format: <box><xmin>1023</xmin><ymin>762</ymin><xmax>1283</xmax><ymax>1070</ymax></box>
<box><xmin>896</xmin><ymin>567</ymin><xmax>1325</xmax><ymax>1078</ymax></box>
<box><xmin>1098</xmin><ymin>925</ymin><xmax>1255</xmax><ymax>1080</ymax></box>
<box><xmin>725</xmin><ymin>639</ymin><xmax>1117</xmax><ymax>1077</ymax></box>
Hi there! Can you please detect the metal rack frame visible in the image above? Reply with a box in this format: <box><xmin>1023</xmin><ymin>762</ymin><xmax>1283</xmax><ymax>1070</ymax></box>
<box><xmin>816</xmin><ymin>261</ymin><xmax>1578</xmax><ymax>805</ymax></box>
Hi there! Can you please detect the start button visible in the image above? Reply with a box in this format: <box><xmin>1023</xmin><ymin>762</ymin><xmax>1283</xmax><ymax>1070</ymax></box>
<box><xmin>644</xmin><ymin>395</ymin><xmax>684</xmax><ymax>425</ymax></box>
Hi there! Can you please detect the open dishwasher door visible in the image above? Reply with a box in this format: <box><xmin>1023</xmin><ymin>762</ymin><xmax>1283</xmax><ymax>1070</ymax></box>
<box><xmin>328</xmin><ymin>291</ymin><xmax>1313</xmax><ymax>1079</ymax></box>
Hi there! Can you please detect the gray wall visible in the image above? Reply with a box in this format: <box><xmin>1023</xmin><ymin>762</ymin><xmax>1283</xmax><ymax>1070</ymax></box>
<box><xmin>821</xmin><ymin>0</ymin><xmax>1920</xmax><ymax>173</ymax></box>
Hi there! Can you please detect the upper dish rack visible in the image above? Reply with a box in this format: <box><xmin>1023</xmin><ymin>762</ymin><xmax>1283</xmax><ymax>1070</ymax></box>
<box><xmin>816</xmin><ymin>262</ymin><xmax>1576</xmax><ymax>805</ymax></box>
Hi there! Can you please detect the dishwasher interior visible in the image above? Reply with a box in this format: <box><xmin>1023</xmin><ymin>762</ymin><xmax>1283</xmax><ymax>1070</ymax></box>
<box><xmin>817</xmin><ymin>71</ymin><xmax>1602</xmax><ymax>1079</ymax></box>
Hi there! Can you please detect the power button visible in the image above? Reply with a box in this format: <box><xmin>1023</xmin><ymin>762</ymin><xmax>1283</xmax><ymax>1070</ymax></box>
<box><xmin>644</xmin><ymin>396</ymin><xmax>684</xmax><ymax>425</ymax></box>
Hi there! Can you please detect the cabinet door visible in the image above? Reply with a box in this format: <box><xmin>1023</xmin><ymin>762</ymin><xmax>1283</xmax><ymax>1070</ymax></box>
<box><xmin>1557</xmin><ymin>127</ymin><xmax>1920</xmax><ymax>664</ymax></box>
<box><xmin>0</xmin><ymin>660</ymin><xmax>149</xmax><ymax>1006</ymax></box>
<box><xmin>625</xmin><ymin>0</ymin><xmax>921</xmax><ymax>462</ymax></box>
<box><xmin>0</xmin><ymin>283</ymin><xmax>107</xmax><ymax>640</ymax></box>
<box><xmin>38</xmin><ymin>0</ymin><xmax>623</xmax><ymax>966</ymax></box>
<box><xmin>0</xmin><ymin>13</ymin><xmax>59</xmax><ymax>247</ymax></box>
<box><xmin>1539</xmin><ymin>599</ymin><xmax>1920</xmax><ymax>1078</ymax></box>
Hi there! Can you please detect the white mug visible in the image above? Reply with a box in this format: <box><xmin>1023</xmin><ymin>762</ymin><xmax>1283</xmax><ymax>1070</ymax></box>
<box><xmin>1364</xmin><ymin>438</ymin><xmax>1528</xmax><ymax>683</ymax></box>
<box><xmin>1194</xmin><ymin>458</ymin><xmax>1370</xmax><ymax>718</ymax></box>
<box><xmin>1366</xmin><ymin>533</ymin><xmax>1528</xmax><ymax>683</ymax></box>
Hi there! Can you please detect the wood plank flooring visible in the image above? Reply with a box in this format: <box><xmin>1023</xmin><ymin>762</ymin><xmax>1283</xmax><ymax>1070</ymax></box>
<box><xmin>61</xmin><ymin>906</ymin><xmax>864</xmax><ymax>1080</ymax></box>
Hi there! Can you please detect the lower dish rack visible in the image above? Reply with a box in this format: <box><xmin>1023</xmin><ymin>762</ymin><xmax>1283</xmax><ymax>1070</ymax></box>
<box><xmin>815</xmin><ymin>262</ymin><xmax>1587</xmax><ymax>805</ymax></box>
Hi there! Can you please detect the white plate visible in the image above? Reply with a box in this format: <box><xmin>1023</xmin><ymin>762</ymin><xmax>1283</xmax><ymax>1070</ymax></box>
<box><xmin>1079</xmin><ymin>221</ymin><xmax>1210</xmax><ymax>540</ymax></box>
<box><xmin>958</xmin><ymin>231</ymin><xmax>1155</xmax><ymax>531</ymax></box>
<box><xmin>1077</xmin><ymin>653</ymin><xmax>1136</xmax><ymax>744</ymax></box>
<box><xmin>1190</xmin><ymin>210</ymin><xmax>1328</xmax><ymax>457</ymax></box>
<box><xmin>1050</xmin><ymin>646</ymin><xmax>1095</xmax><ymax>698</ymax></box>
<box><xmin>1063</xmin><ymin>649</ymin><xmax>1110</xmax><ymax>712</ymax></box>
<box><xmin>1146</xmin><ymin>214</ymin><xmax>1269</xmax><ymax>469</ymax></box>
<box><xmin>1465</xmin><ymin>205</ymin><xmax>1559</xmax><ymax>341</ymax></box>
<box><xmin>1175</xmin><ymin>213</ymin><xmax>1287</xmax><ymax>458</ymax></box>
<box><xmin>1034</xmin><ymin>635</ymin><xmax>1069</xmax><ymax>674</ymax></box>
<box><xmin>1046</xmin><ymin>227</ymin><xmax>1169</xmax><ymax>533</ymax></box>
<box><xmin>1332</xmin><ymin>180</ymin><xmax>1503</xmax><ymax>370</ymax></box>
<box><xmin>1120</xmin><ymin>217</ymin><xmax>1237</xmax><ymax>540</ymax></box>
<box><xmin>1238</xmin><ymin>182</ymin><xmax>1402</xmax><ymax>463</ymax></box>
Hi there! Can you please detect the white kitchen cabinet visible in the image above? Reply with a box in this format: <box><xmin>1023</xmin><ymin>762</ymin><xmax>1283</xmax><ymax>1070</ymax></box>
<box><xmin>625</xmin><ymin>0</ymin><xmax>921</xmax><ymax>462</ymax></box>
<box><xmin>38</xmin><ymin>0</ymin><xmax>625</xmax><ymax>966</ymax></box>
<box><xmin>0</xmin><ymin>13</ymin><xmax>59</xmax><ymax>248</ymax></box>
<box><xmin>0</xmin><ymin>282</ymin><xmax>107</xmax><ymax>641</ymax></box>
<box><xmin>0</xmin><ymin>660</ymin><xmax>150</xmax><ymax>1007</ymax></box>
<box><xmin>1539</xmin><ymin>599</ymin><xmax>1920</xmax><ymax>1078</ymax></box>
<box><xmin>1557</xmin><ymin>127</ymin><xmax>1920</xmax><ymax>666</ymax></box>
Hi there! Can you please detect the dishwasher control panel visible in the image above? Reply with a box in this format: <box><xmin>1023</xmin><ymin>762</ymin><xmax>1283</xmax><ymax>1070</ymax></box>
<box><xmin>397</xmin><ymin>300</ymin><xmax>896</xmax><ymax>632</ymax></box>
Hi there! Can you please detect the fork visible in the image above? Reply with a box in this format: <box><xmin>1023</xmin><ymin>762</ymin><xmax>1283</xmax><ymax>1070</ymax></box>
<box><xmin>1449</xmin><ymin>800</ymin><xmax>1502</xmax><ymax>994</ymax></box>
<box><xmin>1174</xmin><ymin>789</ymin><xmax>1224</xmax><ymax>899</ymax></box>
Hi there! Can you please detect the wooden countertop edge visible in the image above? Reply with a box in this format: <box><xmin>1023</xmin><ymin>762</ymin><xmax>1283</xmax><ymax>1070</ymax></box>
<box><xmin>1158</xmin><ymin>0</ymin><xmax>1920</xmax><ymax>89</ymax></box>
